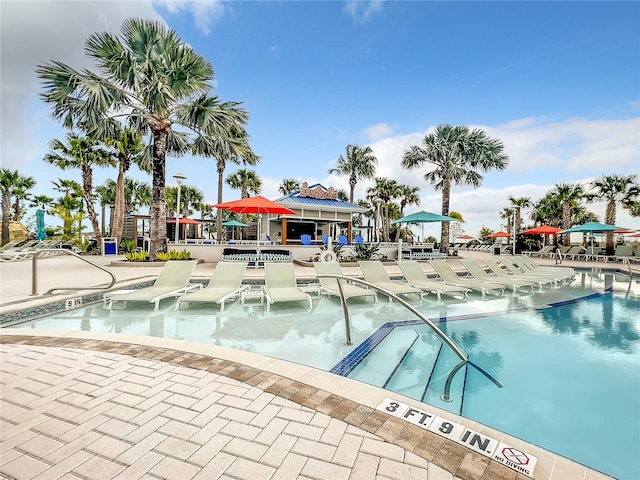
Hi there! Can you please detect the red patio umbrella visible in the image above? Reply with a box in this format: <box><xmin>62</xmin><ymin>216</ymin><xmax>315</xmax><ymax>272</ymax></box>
<box><xmin>214</xmin><ymin>196</ymin><xmax>297</xmax><ymax>246</ymax></box>
<box><xmin>457</xmin><ymin>234</ymin><xmax>475</xmax><ymax>240</ymax></box>
<box><xmin>214</xmin><ymin>196</ymin><xmax>296</xmax><ymax>215</ymax></box>
<box><xmin>521</xmin><ymin>225</ymin><xmax>562</xmax><ymax>235</ymax></box>
<box><xmin>166</xmin><ymin>217</ymin><xmax>201</xmax><ymax>225</ymax></box>
<box><xmin>486</xmin><ymin>231</ymin><xmax>512</xmax><ymax>238</ymax></box>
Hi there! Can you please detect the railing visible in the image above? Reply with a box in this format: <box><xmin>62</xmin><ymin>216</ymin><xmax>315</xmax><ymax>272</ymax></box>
<box><xmin>316</xmin><ymin>273</ymin><xmax>502</xmax><ymax>402</ymax></box>
<box><xmin>31</xmin><ymin>249</ymin><xmax>116</xmax><ymax>295</ymax></box>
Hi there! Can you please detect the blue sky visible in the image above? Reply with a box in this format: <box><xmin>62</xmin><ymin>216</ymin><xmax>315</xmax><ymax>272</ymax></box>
<box><xmin>1</xmin><ymin>0</ymin><xmax>639</xmax><ymax>237</ymax></box>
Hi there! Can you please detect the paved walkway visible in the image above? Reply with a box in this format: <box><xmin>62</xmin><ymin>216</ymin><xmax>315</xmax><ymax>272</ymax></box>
<box><xmin>2</xmin><ymin>252</ymin><xmax>628</xmax><ymax>479</ymax></box>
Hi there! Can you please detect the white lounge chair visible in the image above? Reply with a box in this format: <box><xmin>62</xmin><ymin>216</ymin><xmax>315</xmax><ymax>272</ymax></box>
<box><xmin>176</xmin><ymin>262</ymin><xmax>248</xmax><ymax>311</ymax></box>
<box><xmin>397</xmin><ymin>261</ymin><xmax>470</xmax><ymax>300</ymax></box>
<box><xmin>264</xmin><ymin>263</ymin><xmax>312</xmax><ymax>312</ymax></box>
<box><xmin>107</xmin><ymin>260</ymin><xmax>201</xmax><ymax>311</ymax></box>
<box><xmin>429</xmin><ymin>260</ymin><xmax>504</xmax><ymax>297</ymax></box>
<box><xmin>357</xmin><ymin>261</ymin><xmax>425</xmax><ymax>301</ymax></box>
<box><xmin>459</xmin><ymin>259</ymin><xmax>536</xmax><ymax>293</ymax></box>
<box><xmin>482</xmin><ymin>258</ymin><xmax>555</xmax><ymax>290</ymax></box>
<box><xmin>313</xmin><ymin>261</ymin><xmax>377</xmax><ymax>303</ymax></box>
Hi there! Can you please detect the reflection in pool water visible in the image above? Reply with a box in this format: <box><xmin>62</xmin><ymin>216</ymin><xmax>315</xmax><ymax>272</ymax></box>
<box><xmin>8</xmin><ymin>271</ymin><xmax>640</xmax><ymax>479</ymax></box>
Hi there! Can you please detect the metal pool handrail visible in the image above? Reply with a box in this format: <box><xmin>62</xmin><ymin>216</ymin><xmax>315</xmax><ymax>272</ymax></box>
<box><xmin>31</xmin><ymin>249</ymin><xmax>116</xmax><ymax>295</ymax></box>
<box><xmin>315</xmin><ymin>273</ymin><xmax>468</xmax><ymax>361</ymax></box>
<box><xmin>316</xmin><ymin>273</ymin><xmax>503</xmax><ymax>402</ymax></box>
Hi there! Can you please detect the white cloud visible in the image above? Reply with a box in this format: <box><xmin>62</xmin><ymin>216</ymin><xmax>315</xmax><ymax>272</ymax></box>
<box><xmin>0</xmin><ymin>1</ymin><xmax>162</xmax><ymax>170</ymax></box>
<box><xmin>154</xmin><ymin>0</ymin><xmax>225</xmax><ymax>35</ymax></box>
<box><xmin>362</xmin><ymin>123</ymin><xmax>396</xmax><ymax>142</ymax></box>
<box><xmin>344</xmin><ymin>0</ymin><xmax>384</xmax><ymax>25</ymax></box>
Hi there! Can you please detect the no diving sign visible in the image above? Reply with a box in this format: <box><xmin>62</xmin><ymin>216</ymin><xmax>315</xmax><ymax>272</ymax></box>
<box><xmin>493</xmin><ymin>444</ymin><xmax>537</xmax><ymax>477</ymax></box>
<box><xmin>376</xmin><ymin>398</ymin><xmax>537</xmax><ymax>477</ymax></box>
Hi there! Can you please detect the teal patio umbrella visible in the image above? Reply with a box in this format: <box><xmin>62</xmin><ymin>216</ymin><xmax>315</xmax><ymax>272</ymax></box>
<box><xmin>559</xmin><ymin>221</ymin><xmax>629</xmax><ymax>234</ymax></box>
<box><xmin>222</xmin><ymin>220</ymin><xmax>248</xmax><ymax>240</ymax></box>
<box><xmin>392</xmin><ymin>211</ymin><xmax>457</xmax><ymax>242</ymax></box>
<box><xmin>35</xmin><ymin>209</ymin><xmax>47</xmax><ymax>240</ymax></box>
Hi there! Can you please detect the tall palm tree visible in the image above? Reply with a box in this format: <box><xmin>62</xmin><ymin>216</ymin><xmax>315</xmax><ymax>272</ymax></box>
<box><xmin>552</xmin><ymin>183</ymin><xmax>585</xmax><ymax>245</ymax></box>
<box><xmin>508</xmin><ymin>196</ymin><xmax>532</xmax><ymax>235</ymax></box>
<box><xmin>402</xmin><ymin>124</ymin><xmax>508</xmax><ymax>252</ymax></box>
<box><xmin>394</xmin><ymin>184</ymin><xmax>420</xmax><ymax>241</ymax></box>
<box><xmin>226</xmin><ymin>169</ymin><xmax>262</xmax><ymax>199</ymax></box>
<box><xmin>44</xmin><ymin>134</ymin><xmax>115</xmax><ymax>245</ymax></box>
<box><xmin>328</xmin><ymin>144</ymin><xmax>378</xmax><ymax>203</ymax></box>
<box><xmin>278</xmin><ymin>178</ymin><xmax>300</xmax><ymax>195</ymax></box>
<box><xmin>500</xmin><ymin>207</ymin><xmax>514</xmax><ymax>233</ymax></box>
<box><xmin>94</xmin><ymin>181</ymin><xmax>117</xmax><ymax>236</ymax></box>
<box><xmin>103</xmin><ymin>126</ymin><xmax>147</xmax><ymax>243</ymax></box>
<box><xmin>588</xmin><ymin>174</ymin><xmax>640</xmax><ymax>253</ymax></box>
<box><xmin>0</xmin><ymin>169</ymin><xmax>20</xmax><ymax>245</ymax></box>
<box><xmin>38</xmin><ymin>18</ymin><xmax>253</xmax><ymax>259</ymax></box>
<box><xmin>366</xmin><ymin>177</ymin><xmax>399</xmax><ymax>242</ymax></box>
<box><xmin>10</xmin><ymin>175</ymin><xmax>36</xmax><ymax>222</ymax></box>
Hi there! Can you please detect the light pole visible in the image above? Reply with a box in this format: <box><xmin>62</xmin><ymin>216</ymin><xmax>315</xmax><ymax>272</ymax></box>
<box><xmin>173</xmin><ymin>173</ymin><xmax>186</xmax><ymax>244</ymax></box>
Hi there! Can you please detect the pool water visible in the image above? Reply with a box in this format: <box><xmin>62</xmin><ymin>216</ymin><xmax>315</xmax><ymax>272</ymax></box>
<box><xmin>6</xmin><ymin>271</ymin><xmax>640</xmax><ymax>479</ymax></box>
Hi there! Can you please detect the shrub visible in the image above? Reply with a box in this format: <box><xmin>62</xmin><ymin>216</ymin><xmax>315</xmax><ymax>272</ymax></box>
<box><xmin>351</xmin><ymin>243</ymin><xmax>381</xmax><ymax>260</ymax></box>
<box><xmin>125</xmin><ymin>251</ymin><xmax>149</xmax><ymax>262</ymax></box>
<box><xmin>156</xmin><ymin>249</ymin><xmax>191</xmax><ymax>261</ymax></box>
<box><xmin>120</xmin><ymin>238</ymin><xmax>137</xmax><ymax>253</ymax></box>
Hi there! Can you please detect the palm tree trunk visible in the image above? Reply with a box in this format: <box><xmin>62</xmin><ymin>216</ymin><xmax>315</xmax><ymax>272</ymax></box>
<box><xmin>440</xmin><ymin>179</ymin><xmax>451</xmax><ymax>253</ymax></box>
<box><xmin>150</xmin><ymin>131</ymin><xmax>168</xmax><ymax>258</ymax></box>
<box><xmin>217</xmin><ymin>164</ymin><xmax>224</xmax><ymax>242</ymax></box>
<box><xmin>605</xmin><ymin>200</ymin><xmax>616</xmax><ymax>254</ymax></box>
<box><xmin>562</xmin><ymin>202</ymin><xmax>571</xmax><ymax>246</ymax></box>
<box><xmin>1</xmin><ymin>192</ymin><xmax>10</xmax><ymax>245</ymax></box>
<box><xmin>82</xmin><ymin>168</ymin><xmax>102</xmax><ymax>245</ymax></box>
<box><xmin>112</xmin><ymin>160</ymin><xmax>126</xmax><ymax>243</ymax></box>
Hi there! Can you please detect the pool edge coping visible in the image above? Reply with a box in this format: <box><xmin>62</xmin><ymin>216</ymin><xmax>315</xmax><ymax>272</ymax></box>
<box><xmin>0</xmin><ymin>329</ymin><xmax>614</xmax><ymax>480</ymax></box>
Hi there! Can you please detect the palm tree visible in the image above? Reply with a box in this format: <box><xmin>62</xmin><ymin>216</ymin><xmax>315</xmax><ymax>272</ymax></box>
<box><xmin>401</xmin><ymin>124</ymin><xmax>508</xmax><ymax>252</ymax></box>
<box><xmin>44</xmin><ymin>134</ymin><xmax>115</xmax><ymax>245</ymax></box>
<box><xmin>508</xmin><ymin>196</ymin><xmax>532</xmax><ymax>235</ymax></box>
<box><xmin>102</xmin><ymin>127</ymin><xmax>147</xmax><ymax>243</ymax></box>
<box><xmin>0</xmin><ymin>169</ymin><xmax>20</xmax><ymax>245</ymax></box>
<box><xmin>95</xmin><ymin>181</ymin><xmax>117</xmax><ymax>236</ymax></box>
<box><xmin>588</xmin><ymin>174</ymin><xmax>640</xmax><ymax>253</ymax></box>
<box><xmin>226</xmin><ymin>169</ymin><xmax>262</xmax><ymax>199</ymax></box>
<box><xmin>552</xmin><ymin>183</ymin><xmax>585</xmax><ymax>245</ymax></box>
<box><xmin>328</xmin><ymin>144</ymin><xmax>378</xmax><ymax>203</ymax></box>
<box><xmin>51</xmin><ymin>179</ymin><xmax>85</xmax><ymax>239</ymax></box>
<box><xmin>500</xmin><ymin>207</ymin><xmax>514</xmax><ymax>233</ymax></box>
<box><xmin>38</xmin><ymin>18</ymin><xmax>253</xmax><ymax>259</ymax></box>
<box><xmin>394</xmin><ymin>184</ymin><xmax>420</xmax><ymax>241</ymax></box>
<box><xmin>30</xmin><ymin>195</ymin><xmax>54</xmax><ymax>212</ymax></box>
<box><xmin>10</xmin><ymin>174</ymin><xmax>36</xmax><ymax>221</ymax></box>
<box><xmin>366</xmin><ymin>177</ymin><xmax>399</xmax><ymax>242</ymax></box>
<box><xmin>278</xmin><ymin>178</ymin><xmax>300</xmax><ymax>195</ymax></box>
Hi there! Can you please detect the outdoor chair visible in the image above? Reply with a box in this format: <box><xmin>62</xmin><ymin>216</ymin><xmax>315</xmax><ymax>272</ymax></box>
<box><xmin>459</xmin><ymin>259</ymin><xmax>536</xmax><ymax>293</ymax></box>
<box><xmin>357</xmin><ymin>261</ymin><xmax>425</xmax><ymax>301</ymax></box>
<box><xmin>176</xmin><ymin>262</ymin><xmax>248</xmax><ymax>312</ymax></box>
<box><xmin>428</xmin><ymin>260</ymin><xmax>504</xmax><ymax>297</ymax></box>
<box><xmin>338</xmin><ymin>235</ymin><xmax>348</xmax><ymax>246</ymax></box>
<box><xmin>607</xmin><ymin>245</ymin><xmax>634</xmax><ymax>263</ymax></box>
<box><xmin>313</xmin><ymin>261</ymin><xmax>377</xmax><ymax>302</ymax></box>
<box><xmin>264</xmin><ymin>263</ymin><xmax>313</xmax><ymax>312</ymax></box>
<box><xmin>300</xmin><ymin>234</ymin><xmax>312</xmax><ymax>245</ymax></box>
<box><xmin>482</xmin><ymin>258</ymin><xmax>555</xmax><ymax>290</ymax></box>
<box><xmin>106</xmin><ymin>260</ymin><xmax>201</xmax><ymax>311</ymax></box>
<box><xmin>397</xmin><ymin>260</ymin><xmax>470</xmax><ymax>300</ymax></box>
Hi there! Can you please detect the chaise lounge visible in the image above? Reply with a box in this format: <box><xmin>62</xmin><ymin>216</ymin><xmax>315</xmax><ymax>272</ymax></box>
<box><xmin>106</xmin><ymin>260</ymin><xmax>201</xmax><ymax>311</ymax></box>
<box><xmin>176</xmin><ymin>262</ymin><xmax>248</xmax><ymax>312</ymax></box>
<box><xmin>313</xmin><ymin>261</ymin><xmax>377</xmax><ymax>303</ymax></box>
<box><xmin>397</xmin><ymin>260</ymin><xmax>470</xmax><ymax>300</ymax></box>
<box><xmin>264</xmin><ymin>263</ymin><xmax>313</xmax><ymax>312</ymax></box>
<box><xmin>357</xmin><ymin>261</ymin><xmax>425</xmax><ymax>301</ymax></box>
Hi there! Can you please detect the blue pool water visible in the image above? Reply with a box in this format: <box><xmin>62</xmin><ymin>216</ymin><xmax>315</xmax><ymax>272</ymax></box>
<box><xmin>5</xmin><ymin>270</ymin><xmax>640</xmax><ymax>479</ymax></box>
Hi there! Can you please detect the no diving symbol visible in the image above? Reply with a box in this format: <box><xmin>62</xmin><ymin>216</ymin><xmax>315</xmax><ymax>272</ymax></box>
<box><xmin>502</xmin><ymin>447</ymin><xmax>529</xmax><ymax>465</ymax></box>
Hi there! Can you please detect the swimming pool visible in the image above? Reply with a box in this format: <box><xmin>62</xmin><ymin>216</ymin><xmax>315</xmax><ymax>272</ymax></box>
<box><xmin>5</xmin><ymin>270</ymin><xmax>639</xmax><ymax>479</ymax></box>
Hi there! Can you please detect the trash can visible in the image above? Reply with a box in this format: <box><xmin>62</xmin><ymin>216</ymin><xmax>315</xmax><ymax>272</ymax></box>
<box><xmin>102</xmin><ymin>237</ymin><xmax>118</xmax><ymax>256</ymax></box>
<box><xmin>493</xmin><ymin>245</ymin><xmax>501</xmax><ymax>255</ymax></box>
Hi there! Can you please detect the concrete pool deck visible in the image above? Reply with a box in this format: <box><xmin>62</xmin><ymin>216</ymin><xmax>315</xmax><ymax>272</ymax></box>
<box><xmin>1</xmin><ymin>252</ymin><xmax>630</xmax><ymax>480</ymax></box>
